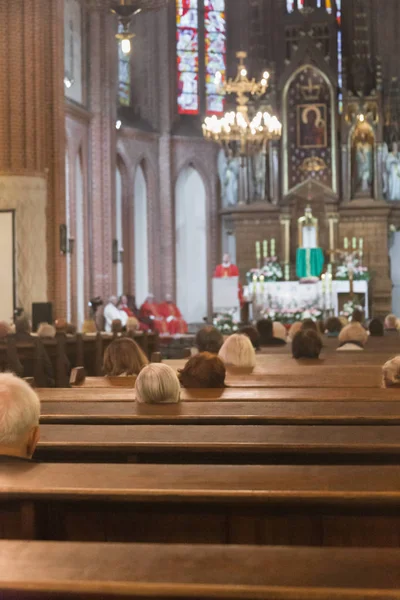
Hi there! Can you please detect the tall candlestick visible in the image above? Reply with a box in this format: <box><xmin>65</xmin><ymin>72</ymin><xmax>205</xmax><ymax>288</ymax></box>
<box><xmin>284</xmin><ymin>264</ymin><xmax>290</xmax><ymax>281</ymax></box>
<box><xmin>263</xmin><ymin>240</ymin><xmax>268</xmax><ymax>259</ymax></box>
<box><xmin>255</xmin><ymin>241</ymin><xmax>261</xmax><ymax>259</ymax></box>
<box><xmin>344</xmin><ymin>237</ymin><xmax>349</xmax><ymax>250</ymax></box>
<box><xmin>271</xmin><ymin>238</ymin><xmax>276</xmax><ymax>257</ymax></box>
<box><xmin>352</xmin><ymin>237</ymin><xmax>357</xmax><ymax>250</ymax></box>
<box><xmin>359</xmin><ymin>237</ymin><xmax>363</xmax><ymax>250</ymax></box>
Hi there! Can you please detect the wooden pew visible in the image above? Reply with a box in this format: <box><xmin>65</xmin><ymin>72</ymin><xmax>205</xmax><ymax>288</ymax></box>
<box><xmin>35</xmin><ymin>423</ymin><xmax>400</xmax><ymax>464</ymax></box>
<box><xmin>40</xmin><ymin>399</ymin><xmax>400</xmax><ymax>425</ymax></box>
<box><xmin>2</xmin><ymin>541</ymin><xmax>400</xmax><ymax>599</ymax></box>
<box><xmin>1</xmin><ymin>462</ymin><xmax>400</xmax><ymax>547</ymax></box>
<box><xmin>37</xmin><ymin>386</ymin><xmax>400</xmax><ymax>402</ymax></box>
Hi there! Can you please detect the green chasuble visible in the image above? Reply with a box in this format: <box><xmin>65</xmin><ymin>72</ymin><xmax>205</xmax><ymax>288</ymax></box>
<box><xmin>296</xmin><ymin>248</ymin><xmax>324</xmax><ymax>279</ymax></box>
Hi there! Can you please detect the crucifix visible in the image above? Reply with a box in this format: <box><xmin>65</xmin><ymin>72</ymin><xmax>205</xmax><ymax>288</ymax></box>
<box><xmin>329</xmin><ymin>245</ymin><xmax>363</xmax><ymax>298</ymax></box>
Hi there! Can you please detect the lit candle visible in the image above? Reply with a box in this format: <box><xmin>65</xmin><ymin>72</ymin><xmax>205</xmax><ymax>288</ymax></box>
<box><xmin>352</xmin><ymin>237</ymin><xmax>357</xmax><ymax>250</ymax></box>
<box><xmin>344</xmin><ymin>237</ymin><xmax>349</xmax><ymax>250</ymax></box>
<box><xmin>271</xmin><ymin>238</ymin><xmax>276</xmax><ymax>257</ymax></box>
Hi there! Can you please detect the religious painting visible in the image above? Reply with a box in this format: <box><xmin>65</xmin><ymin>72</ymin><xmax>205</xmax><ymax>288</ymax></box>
<box><xmin>284</xmin><ymin>65</ymin><xmax>334</xmax><ymax>192</ymax></box>
<box><xmin>297</xmin><ymin>104</ymin><xmax>327</xmax><ymax>148</ymax></box>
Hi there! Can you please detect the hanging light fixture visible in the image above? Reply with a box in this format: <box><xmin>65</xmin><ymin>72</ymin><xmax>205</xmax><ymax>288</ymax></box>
<box><xmin>202</xmin><ymin>52</ymin><xmax>282</xmax><ymax>152</ymax></box>
<box><xmin>108</xmin><ymin>0</ymin><xmax>169</xmax><ymax>54</ymax></box>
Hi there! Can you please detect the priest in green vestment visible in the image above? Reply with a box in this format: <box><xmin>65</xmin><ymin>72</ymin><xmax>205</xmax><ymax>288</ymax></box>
<box><xmin>296</xmin><ymin>206</ymin><xmax>324</xmax><ymax>279</ymax></box>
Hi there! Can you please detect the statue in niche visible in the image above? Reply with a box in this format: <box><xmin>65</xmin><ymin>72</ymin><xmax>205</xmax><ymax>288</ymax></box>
<box><xmin>352</xmin><ymin>124</ymin><xmax>374</xmax><ymax>197</ymax></box>
<box><xmin>217</xmin><ymin>148</ymin><xmax>239</xmax><ymax>206</ymax></box>
<box><xmin>252</xmin><ymin>150</ymin><xmax>267</xmax><ymax>200</ymax></box>
<box><xmin>383</xmin><ymin>141</ymin><xmax>400</xmax><ymax>201</ymax></box>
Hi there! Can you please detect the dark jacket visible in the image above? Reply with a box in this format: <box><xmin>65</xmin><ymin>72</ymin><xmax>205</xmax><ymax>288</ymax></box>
<box><xmin>13</xmin><ymin>332</ymin><xmax>55</xmax><ymax>387</ymax></box>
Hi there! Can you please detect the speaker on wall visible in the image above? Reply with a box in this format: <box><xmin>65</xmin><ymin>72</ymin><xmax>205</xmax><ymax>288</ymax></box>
<box><xmin>32</xmin><ymin>302</ymin><xmax>53</xmax><ymax>332</ymax></box>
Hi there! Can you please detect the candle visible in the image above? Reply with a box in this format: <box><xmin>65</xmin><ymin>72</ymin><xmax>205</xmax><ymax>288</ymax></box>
<box><xmin>255</xmin><ymin>241</ymin><xmax>261</xmax><ymax>260</ymax></box>
<box><xmin>352</xmin><ymin>237</ymin><xmax>357</xmax><ymax>250</ymax></box>
<box><xmin>344</xmin><ymin>237</ymin><xmax>349</xmax><ymax>250</ymax></box>
<box><xmin>263</xmin><ymin>240</ymin><xmax>268</xmax><ymax>259</ymax></box>
<box><xmin>284</xmin><ymin>264</ymin><xmax>290</xmax><ymax>281</ymax></box>
<box><xmin>328</xmin><ymin>263</ymin><xmax>332</xmax><ymax>274</ymax></box>
<box><xmin>359</xmin><ymin>238</ymin><xmax>363</xmax><ymax>250</ymax></box>
<box><xmin>271</xmin><ymin>238</ymin><xmax>276</xmax><ymax>257</ymax></box>
<box><xmin>321</xmin><ymin>273</ymin><xmax>326</xmax><ymax>293</ymax></box>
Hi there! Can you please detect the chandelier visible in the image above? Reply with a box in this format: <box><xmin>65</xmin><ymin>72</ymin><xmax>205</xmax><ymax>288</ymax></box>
<box><xmin>88</xmin><ymin>0</ymin><xmax>169</xmax><ymax>54</ymax></box>
<box><xmin>202</xmin><ymin>52</ymin><xmax>282</xmax><ymax>152</ymax></box>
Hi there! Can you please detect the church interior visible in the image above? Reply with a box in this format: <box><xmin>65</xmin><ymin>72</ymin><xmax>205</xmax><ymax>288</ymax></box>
<box><xmin>4</xmin><ymin>0</ymin><xmax>400</xmax><ymax>597</ymax></box>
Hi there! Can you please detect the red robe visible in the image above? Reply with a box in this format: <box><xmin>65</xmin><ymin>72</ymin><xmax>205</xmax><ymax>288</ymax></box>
<box><xmin>139</xmin><ymin>301</ymin><xmax>168</xmax><ymax>334</ymax></box>
<box><xmin>120</xmin><ymin>305</ymin><xmax>150</xmax><ymax>332</ymax></box>
<box><xmin>158</xmin><ymin>301</ymin><xmax>188</xmax><ymax>335</ymax></box>
<box><xmin>214</xmin><ymin>263</ymin><xmax>243</xmax><ymax>306</ymax></box>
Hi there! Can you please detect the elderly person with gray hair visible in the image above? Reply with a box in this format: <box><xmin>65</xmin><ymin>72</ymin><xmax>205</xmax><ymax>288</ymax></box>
<box><xmin>0</xmin><ymin>373</ymin><xmax>40</xmax><ymax>461</ymax></box>
<box><xmin>218</xmin><ymin>333</ymin><xmax>256</xmax><ymax>371</ymax></box>
<box><xmin>104</xmin><ymin>295</ymin><xmax>128</xmax><ymax>333</ymax></box>
<box><xmin>382</xmin><ymin>356</ymin><xmax>400</xmax><ymax>388</ymax></box>
<box><xmin>135</xmin><ymin>363</ymin><xmax>181</xmax><ymax>404</ymax></box>
<box><xmin>337</xmin><ymin>322</ymin><xmax>369</xmax><ymax>351</ymax></box>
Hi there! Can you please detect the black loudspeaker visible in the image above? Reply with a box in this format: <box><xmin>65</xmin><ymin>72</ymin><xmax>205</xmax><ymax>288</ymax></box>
<box><xmin>32</xmin><ymin>302</ymin><xmax>53</xmax><ymax>332</ymax></box>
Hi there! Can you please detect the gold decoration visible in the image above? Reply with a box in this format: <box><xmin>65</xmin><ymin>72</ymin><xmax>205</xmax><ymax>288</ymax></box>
<box><xmin>299</xmin><ymin>156</ymin><xmax>328</xmax><ymax>172</ymax></box>
<box><xmin>298</xmin><ymin>77</ymin><xmax>321</xmax><ymax>102</ymax></box>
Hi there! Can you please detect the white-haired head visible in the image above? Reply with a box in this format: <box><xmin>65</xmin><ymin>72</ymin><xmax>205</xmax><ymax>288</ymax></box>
<box><xmin>338</xmin><ymin>322</ymin><xmax>369</xmax><ymax>346</ymax></box>
<box><xmin>135</xmin><ymin>363</ymin><xmax>181</xmax><ymax>404</ymax></box>
<box><xmin>37</xmin><ymin>323</ymin><xmax>56</xmax><ymax>339</ymax></box>
<box><xmin>384</xmin><ymin>314</ymin><xmax>398</xmax><ymax>330</ymax></box>
<box><xmin>382</xmin><ymin>356</ymin><xmax>400</xmax><ymax>388</ymax></box>
<box><xmin>218</xmin><ymin>333</ymin><xmax>256</xmax><ymax>369</ymax></box>
<box><xmin>0</xmin><ymin>373</ymin><xmax>40</xmax><ymax>458</ymax></box>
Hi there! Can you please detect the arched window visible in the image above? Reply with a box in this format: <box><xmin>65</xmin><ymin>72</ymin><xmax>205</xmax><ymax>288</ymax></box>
<box><xmin>176</xmin><ymin>0</ymin><xmax>226</xmax><ymax>116</ymax></box>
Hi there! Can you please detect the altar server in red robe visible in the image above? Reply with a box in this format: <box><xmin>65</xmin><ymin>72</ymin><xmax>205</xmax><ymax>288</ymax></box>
<box><xmin>213</xmin><ymin>254</ymin><xmax>240</xmax><ymax>278</ymax></box>
<box><xmin>159</xmin><ymin>294</ymin><xmax>188</xmax><ymax>335</ymax></box>
<box><xmin>139</xmin><ymin>294</ymin><xmax>168</xmax><ymax>334</ymax></box>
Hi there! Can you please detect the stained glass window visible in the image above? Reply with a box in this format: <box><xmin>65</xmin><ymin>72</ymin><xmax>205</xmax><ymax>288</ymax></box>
<box><xmin>118</xmin><ymin>25</ymin><xmax>131</xmax><ymax>106</ymax></box>
<box><xmin>204</xmin><ymin>0</ymin><xmax>226</xmax><ymax>115</ymax></box>
<box><xmin>176</xmin><ymin>0</ymin><xmax>199</xmax><ymax>114</ymax></box>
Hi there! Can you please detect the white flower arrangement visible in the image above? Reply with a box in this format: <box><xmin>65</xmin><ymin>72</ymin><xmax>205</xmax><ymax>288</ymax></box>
<box><xmin>213</xmin><ymin>311</ymin><xmax>239</xmax><ymax>334</ymax></box>
<box><xmin>246</xmin><ymin>256</ymin><xmax>283</xmax><ymax>283</ymax></box>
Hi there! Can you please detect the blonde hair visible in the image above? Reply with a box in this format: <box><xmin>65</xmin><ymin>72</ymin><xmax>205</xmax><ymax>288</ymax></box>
<box><xmin>82</xmin><ymin>320</ymin><xmax>97</xmax><ymax>334</ymax></box>
<box><xmin>135</xmin><ymin>363</ymin><xmax>181</xmax><ymax>404</ymax></box>
<box><xmin>0</xmin><ymin>321</ymin><xmax>11</xmax><ymax>339</ymax></box>
<box><xmin>126</xmin><ymin>317</ymin><xmax>139</xmax><ymax>332</ymax></box>
<box><xmin>37</xmin><ymin>323</ymin><xmax>56</xmax><ymax>338</ymax></box>
<box><xmin>273</xmin><ymin>321</ymin><xmax>287</xmax><ymax>342</ymax></box>
<box><xmin>384</xmin><ymin>314</ymin><xmax>398</xmax><ymax>330</ymax></box>
<box><xmin>0</xmin><ymin>373</ymin><xmax>40</xmax><ymax>445</ymax></box>
<box><xmin>382</xmin><ymin>356</ymin><xmax>400</xmax><ymax>388</ymax></box>
<box><xmin>338</xmin><ymin>323</ymin><xmax>368</xmax><ymax>346</ymax></box>
<box><xmin>103</xmin><ymin>338</ymin><xmax>148</xmax><ymax>376</ymax></box>
<box><xmin>288</xmin><ymin>322</ymin><xmax>302</xmax><ymax>341</ymax></box>
<box><xmin>218</xmin><ymin>333</ymin><xmax>256</xmax><ymax>369</ymax></box>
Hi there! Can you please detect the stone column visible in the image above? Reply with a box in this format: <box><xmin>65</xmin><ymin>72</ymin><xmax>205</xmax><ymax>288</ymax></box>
<box><xmin>88</xmin><ymin>7</ymin><xmax>117</xmax><ymax>299</ymax></box>
<box><xmin>0</xmin><ymin>0</ymin><xmax>66</xmax><ymax>317</ymax></box>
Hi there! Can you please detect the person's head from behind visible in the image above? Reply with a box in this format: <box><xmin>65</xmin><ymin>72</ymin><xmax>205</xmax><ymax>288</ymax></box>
<box><xmin>384</xmin><ymin>314</ymin><xmax>398</xmax><ymax>331</ymax></box>
<box><xmin>325</xmin><ymin>317</ymin><xmax>342</xmax><ymax>336</ymax></box>
<box><xmin>218</xmin><ymin>333</ymin><xmax>256</xmax><ymax>370</ymax></box>
<box><xmin>239</xmin><ymin>326</ymin><xmax>260</xmax><ymax>350</ymax></box>
<box><xmin>338</xmin><ymin>322</ymin><xmax>369</xmax><ymax>347</ymax></box>
<box><xmin>82</xmin><ymin>319</ymin><xmax>97</xmax><ymax>334</ymax></box>
<box><xmin>178</xmin><ymin>352</ymin><xmax>226</xmax><ymax>388</ymax></box>
<box><xmin>15</xmin><ymin>317</ymin><xmax>31</xmax><ymax>335</ymax></box>
<box><xmin>195</xmin><ymin>326</ymin><xmax>223</xmax><ymax>354</ymax></box>
<box><xmin>292</xmin><ymin>329</ymin><xmax>323</xmax><ymax>359</ymax></box>
<box><xmin>0</xmin><ymin>373</ymin><xmax>40</xmax><ymax>459</ymax></box>
<box><xmin>369</xmin><ymin>318</ymin><xmax>384</xmax><ymax>337</ymax></box>
<box><xmin>301</xmin><ymin>318</ymin><xmax>318</xmax><ymax>332</ymax></box>
<box><xmin>126</xmin><ymin>317</ymin><xmax>139</xmax><ymax>333</ymax></box>
<box><xmin>0</xmin><ymin>321</ymin><xmax>11</xmax><ymax>339</ymax></box>
<box><xmin>273</xmin><ymin>321</ymin><xmax>287</xmax><ymax>342</ymax></box>
<box><xmin>37</xmin><ymin>323</ymin><xmax>56</xmax><ymax>339</ymax></box>
<box><xmin>103</xmin><ymin>337</ymin><xmax>148</xmax><ymax>376</ymax></box>
<box><xmin>136</xmin><ymin>363</ymin><xmax>180</xmax><ymax>404</ymax></box>
<box><xmin>256</xmin><ymin>319</ymin><xmax>273</xmax><ymax>339</ymax></box>
<box><xmin>351</xmin><ymin>309</ymin><xmax>364</xmax><ymax>324</ymax></box>
<box><xmin>111</xmin><ymin>319</ymin><xmax>123</xmax><ymax>335</ymax></box>
<box><xmin>382</xmin><ymin>356</ymin><xmax>400</xmax><ymax>388</ymax></box>
<box><xmin>55</xmin><ymin>318</ymin><xmax>68</xmax><ymax>333</ymax></box>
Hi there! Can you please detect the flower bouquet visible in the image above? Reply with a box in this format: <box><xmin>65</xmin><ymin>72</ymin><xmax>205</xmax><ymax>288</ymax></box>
<box><xmin>262</xmin><ymin>301</ymin><xmax>323</xmax><ymax>325</ymax></box>
<box><xmin>335</xmin><ymin>263</ymin><xmax>370</xmax><ymax>281</ymax></box>
<box><xmin>213</xmin><ymin>311</ymin><xmax>239</xmax><ymax>334</ymax></box>
<box><xmin>246</xmin><ymin>257</ymin><xmax>284</xmax><ymax>284</ymax></box>
<box><xmin>340</xmin><ymin>297</ymin><xmax>363</xmax><ymax>319</ymax></box>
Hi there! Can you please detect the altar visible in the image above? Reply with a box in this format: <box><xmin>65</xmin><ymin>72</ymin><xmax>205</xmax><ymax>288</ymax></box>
<box><xmin>244</xmin><ymin>279</ymin><xmax>369</xmax><ymax>320</ymax></box>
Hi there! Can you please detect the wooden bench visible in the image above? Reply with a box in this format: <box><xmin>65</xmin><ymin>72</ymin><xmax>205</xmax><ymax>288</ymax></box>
<box><xmin>1</xmin><ymin>462</ymin><xmax>400</xmax><ymax>547</ymax></box>
<box><xmin>40</xmin><ymin>399</ymin><xmax>400</xmax><ymax>425</ymax></box>
<box><xmin>35</xmin><ymin>423</ymin><xmax>400</xmax><ymax>464</ymax></box>
<box><xmin>2</xmin><ymin>541</ymin><xmax>400</xmax><ymax>599</ymax></box>
<box><xmin>37</xmin><ymin>386</ymin><xmax>400</xmax><ymax>402</ymax></box>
